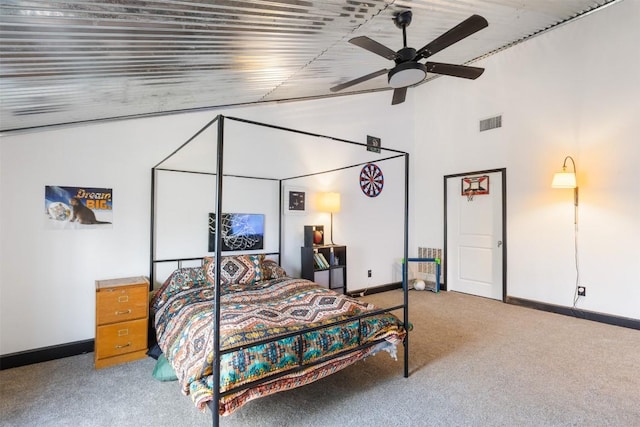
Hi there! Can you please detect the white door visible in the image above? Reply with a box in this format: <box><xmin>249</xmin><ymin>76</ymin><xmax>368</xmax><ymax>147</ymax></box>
<box><xmin>446</xmin><ymin>170</ymin><xmax>504</xmax><ymax>300</ymax></box>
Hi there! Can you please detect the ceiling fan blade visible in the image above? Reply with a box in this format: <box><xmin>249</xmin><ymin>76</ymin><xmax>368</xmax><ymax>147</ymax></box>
<box><xmin>416</xmin><ymin>15</ymin><xmax>488</xmax><ymax>59</ymax></box>
<box><xmin>426</xmin><ymin>62</ymin><xmax>485</xmax><ymax>79</ymax></box>
<box><xmin>391</xmin><ymin>87</ymin><xmax>407</xmax><ymax>105</ymax></box>
<box><xmin>330</xmin><ymin>68</ymin><xmax>389</xmax><ymax>92</ymax></box>
<box><xmin>349</xmin><ymin>36</ymin><xmax>398</xmax><ymax>60</ymax></box>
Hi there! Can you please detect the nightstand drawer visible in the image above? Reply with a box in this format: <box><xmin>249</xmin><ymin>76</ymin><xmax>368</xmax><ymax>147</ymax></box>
<box><xmin>96</xmin><ymin>284</ymin><xmax>147</xmax><ymax>325</ymax></box>
<box><xmin>95</xmin><ymin>318</ymin><xmax>147</xmax><ymax>360</ymax></box>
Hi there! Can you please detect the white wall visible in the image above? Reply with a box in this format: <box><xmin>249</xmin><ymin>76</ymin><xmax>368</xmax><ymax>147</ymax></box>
<box><xmin>2</xmin><ymin>1</ymin><xmax>638</xmax><ymax>357</ymax></box>
<box><xmin>0</xmin><ymin>93</ymin><xmax>414</xmax><ymax>355</ymax></box>
<box><xmin>284</xmin><ymin>155</ymin><xmax>407</xmax><ymax>286</ymax></box>
<box><xmin>413</xmin><ymin>0</ymin><xmax>640</xmax><ymax>319</ymax></box>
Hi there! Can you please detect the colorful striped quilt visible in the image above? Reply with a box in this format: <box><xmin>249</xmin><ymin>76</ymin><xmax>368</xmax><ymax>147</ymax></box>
<box><xmin>154</xmin><ymin>277</ymin><xmax>406</xmax><ymax>415</ymax></box>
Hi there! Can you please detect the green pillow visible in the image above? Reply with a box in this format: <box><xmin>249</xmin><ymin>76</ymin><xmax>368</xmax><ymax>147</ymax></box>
<box><xmin>152</xmin><ymin>354</ymin><xmax>178</xmax><ymax>382</ymax></box>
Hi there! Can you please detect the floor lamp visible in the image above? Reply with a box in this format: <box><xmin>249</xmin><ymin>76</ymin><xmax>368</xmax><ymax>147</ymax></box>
<box><xmin>317</xmin><ymin>192</ymin><xmax>341</xmax><ymax>245</ymax></box>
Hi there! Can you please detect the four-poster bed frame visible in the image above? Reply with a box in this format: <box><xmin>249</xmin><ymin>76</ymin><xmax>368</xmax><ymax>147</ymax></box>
<box><xmin>150</xmin><ymin>115</ymin><xmax>411</xmax><ymax>426</ymax></box>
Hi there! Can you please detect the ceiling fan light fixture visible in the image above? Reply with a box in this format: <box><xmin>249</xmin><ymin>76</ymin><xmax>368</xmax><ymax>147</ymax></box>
<box><xmin>335</xmin><ymin>12</ymin><xmax>488</xmax><ymax>104</ymax></box>
<box><xmin>388</xmin><ymin>62</ymin><xmax>427</xmax><ymax>88</ymax></box>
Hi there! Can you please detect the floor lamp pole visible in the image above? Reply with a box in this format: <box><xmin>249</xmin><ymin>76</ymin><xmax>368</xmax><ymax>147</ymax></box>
<box><xmin>330</xmin><ymin>212</ymin><xmax>335</xmax><ymax>245</ymax></box>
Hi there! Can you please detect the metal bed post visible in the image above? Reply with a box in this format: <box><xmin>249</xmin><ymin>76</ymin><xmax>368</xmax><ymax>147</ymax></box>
<box><xmin>279</xmin><ymin>180</ymin><xmax>283</xmax><ymax>264</ymax></box>
<box><xmin>150</xmin><ymin>168</ymin><xmax>156</xmax><ymax>288</ymax></box>
<box><xmin>212</xmin><ymin>115</ymin><xmax>225</xmax><ymax>427</ymax></box>
<box><xmin>403</xmin><ymin>152</ymin><xmax>410</xmax><ymax>378</ymax></box>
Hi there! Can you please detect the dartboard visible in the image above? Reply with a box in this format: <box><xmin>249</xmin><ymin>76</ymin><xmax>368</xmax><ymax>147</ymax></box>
<box><xmin>360</xmin><ymin>163</ymin><xmax>384</xmax><ymax>197</ymax></box>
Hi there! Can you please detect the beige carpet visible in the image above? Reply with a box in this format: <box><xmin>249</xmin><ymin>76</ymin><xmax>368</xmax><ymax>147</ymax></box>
<box><xmin>1</xmin><ymin>290</ymin><xmax>639</xmax><ymax>426</ymax></box>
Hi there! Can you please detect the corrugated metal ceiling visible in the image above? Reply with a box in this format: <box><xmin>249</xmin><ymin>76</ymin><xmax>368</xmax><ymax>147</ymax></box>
<box><xmin>0</xmin><ymin>0</ymin><xmax>618</xmax><ymax>132</ymax></box>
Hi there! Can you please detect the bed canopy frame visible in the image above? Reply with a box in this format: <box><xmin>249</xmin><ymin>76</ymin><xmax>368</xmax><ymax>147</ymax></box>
<box><xmin>150</xmin><ymin>115</ymin><xmax>410</xmax><ymax>426</ymax></box>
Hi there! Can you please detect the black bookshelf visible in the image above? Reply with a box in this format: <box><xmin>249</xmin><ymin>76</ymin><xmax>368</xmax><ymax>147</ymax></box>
<box><xmin>301</xmin><ymin>245</ymin><xmax>347</xmax><ymax>294</ymax></box>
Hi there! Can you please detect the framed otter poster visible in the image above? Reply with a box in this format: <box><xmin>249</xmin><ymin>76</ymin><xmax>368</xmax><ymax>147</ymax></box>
<box><xmin>45</xmin><ymin>185</ymin><xmax>113</xmax><ymax>229</ymax></box>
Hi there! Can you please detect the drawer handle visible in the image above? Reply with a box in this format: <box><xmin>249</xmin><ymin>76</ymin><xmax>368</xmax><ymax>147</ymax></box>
<box><xmin>115</xmin><ymin>309</ymin><xmax>132</xmax><ymax>315</ymax></box>
<box><xmin>115</xmin><ymin>342</ymin><xmax>131</xmax><ymax>349</ymax></box>
<box><xmin>118</xmin><ymin>295</ymin><xmax>129</xmax><ymax>303</ymax></box>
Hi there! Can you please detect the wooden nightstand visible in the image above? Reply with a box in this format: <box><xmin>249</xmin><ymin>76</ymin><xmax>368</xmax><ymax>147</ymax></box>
<box><xmin>95</xmin><ymin>276</ymin><xmax>149</xmax><ymax>369</ymax></box>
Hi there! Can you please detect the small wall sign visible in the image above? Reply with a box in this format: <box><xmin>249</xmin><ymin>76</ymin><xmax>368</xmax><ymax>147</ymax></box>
<box><xmin>367</xmin><ymin>135</ymin><xmax>381</xmax><ymax>153</ymax></box>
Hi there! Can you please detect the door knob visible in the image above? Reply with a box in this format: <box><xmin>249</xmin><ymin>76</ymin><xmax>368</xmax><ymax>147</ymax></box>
<box><xmin>497</xmin><ymin>240</ymin><xmax>503</xmax><ymax>247</ymax></box>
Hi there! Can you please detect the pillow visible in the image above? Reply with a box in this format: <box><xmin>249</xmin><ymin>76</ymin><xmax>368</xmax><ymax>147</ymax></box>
<box><xmin>152</xmin><ymin>354</ymin><xmax>178</xmax><ymax>382</ymax></box>
<box><xmin>150</xmin><ymin>267</ymin><xmax>207</xmax><ymax>313</ymax></box>
<box><xmin>203</xmin><ymin>254</ymin><xmax>264</xmax><ymax>287</ymax></box>
<box><xmin>146</xmin><ymin>343</ymin><xmax>162</xmax><ymax>360</ymax></box>
<box><xmin>262</xmin><ymin>259</ymin><xmax>287</xmax><ymax>280</ymax></box>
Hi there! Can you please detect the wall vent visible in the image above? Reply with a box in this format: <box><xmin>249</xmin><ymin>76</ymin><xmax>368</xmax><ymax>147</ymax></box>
<box><xmin>479</xmin><ymin>115</ymin><xmax>502</xmax><ymax>132</ymax></box>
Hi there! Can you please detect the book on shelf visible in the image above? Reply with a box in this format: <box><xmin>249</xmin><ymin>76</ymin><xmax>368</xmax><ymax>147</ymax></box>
<box><xmin>313</xmin><ymin>253</ymin><xmax>327</xmax><ymax>269</ymax></box>
<box><xmin>318</xmin><ymin>253</ymin><xmax>330</xmax><ymax>268</ymax></box>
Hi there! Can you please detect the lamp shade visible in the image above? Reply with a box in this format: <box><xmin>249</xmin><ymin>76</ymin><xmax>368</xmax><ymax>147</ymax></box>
<box><xmin>551</xmin><ymin>172</ymin><xmax>577</xmax><ymax>188</ymax></box>
<box><xmin>317</xmin><ymin>192</ymin><xmax>341</xmax><ymax>213</ymax></box>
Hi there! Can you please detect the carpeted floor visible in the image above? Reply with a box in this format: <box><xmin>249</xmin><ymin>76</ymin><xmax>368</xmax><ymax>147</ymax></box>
<box><xmin>1</xmin><ymin>290</ymin><xmax>639</xmax><ymax>426</ymax></box>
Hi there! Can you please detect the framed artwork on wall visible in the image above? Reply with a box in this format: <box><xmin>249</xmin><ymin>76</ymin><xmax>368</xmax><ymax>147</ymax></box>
<box><xmin>44</xmin><ymin>185</ymin><xmax>113</xmax><ymax>229</ymax></box>
<box><xmin>208</xmin><ymin>213</ymin><xmax>264</xmax><ymax>252</ymax></box>
<box><xmin>284</xmin><ymin>186</ymin><xmax>306</xmax><ymax>215</ymax></box>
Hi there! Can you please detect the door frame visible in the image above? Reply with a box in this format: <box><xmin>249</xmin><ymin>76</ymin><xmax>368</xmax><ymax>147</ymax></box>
<box><xmin>443</xmin><ymin>168</ymin><xmax>507</xmax><ymax>301</ymax></box>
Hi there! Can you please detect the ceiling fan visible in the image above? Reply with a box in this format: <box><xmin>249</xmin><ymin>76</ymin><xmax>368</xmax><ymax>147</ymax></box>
<box><xmin>330</xmin><ymin>10</ymin><xmax>489</xmax><ymax>105</ymax></box>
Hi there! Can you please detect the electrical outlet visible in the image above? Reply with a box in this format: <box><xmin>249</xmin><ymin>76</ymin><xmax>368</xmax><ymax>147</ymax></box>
<box><xmin>367</xmin><ymin>270</ymin><xmax>372</xmax><ymax>278</ymax></box>
<box><xmin>577</xmin><ymin>286</ymin><xmax>586</xmax><ymax>297</ymax></box>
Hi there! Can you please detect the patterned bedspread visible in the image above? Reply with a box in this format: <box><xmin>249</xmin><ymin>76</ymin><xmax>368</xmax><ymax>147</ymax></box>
<box><xmin>154</xmin><ymin>277</ymin><xmax>406</xmax><ymax>415</ymax></box>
